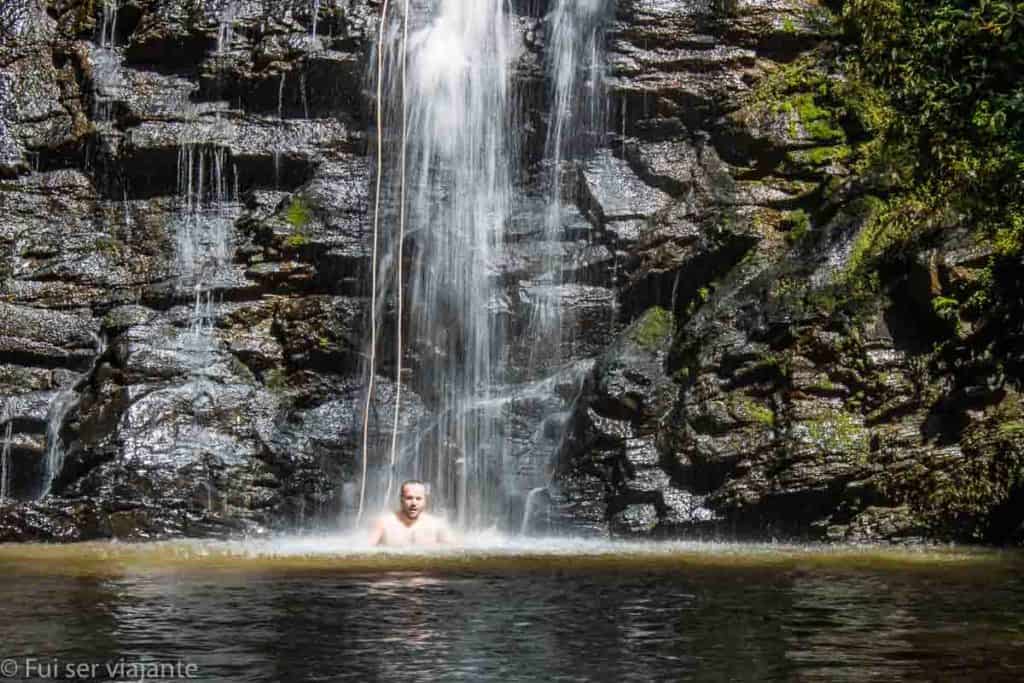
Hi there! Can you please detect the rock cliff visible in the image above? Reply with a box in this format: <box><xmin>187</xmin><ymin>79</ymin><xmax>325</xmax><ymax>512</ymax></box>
<box><xmin>1</xmin><ymin>0</ymin><xmax>1021</xmax><ymax>543</ymax></box>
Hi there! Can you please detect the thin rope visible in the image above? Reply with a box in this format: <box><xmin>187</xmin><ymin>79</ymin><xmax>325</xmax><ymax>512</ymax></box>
<box><xmin>384</xmin><ymin>0</ymin><xmax>410</xmax><ymax>505</ymax></box>
<box><xmin>357</xmin><ymin>0</ymin><xmax>391</xmax><ymax>525</ymax></box>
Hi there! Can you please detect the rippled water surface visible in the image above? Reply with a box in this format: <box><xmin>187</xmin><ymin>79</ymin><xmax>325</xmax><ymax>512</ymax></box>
<box><xmin>1</xmin><ymin>536</ymin><xmax>1022</xmax><ymax>681</ymax></box>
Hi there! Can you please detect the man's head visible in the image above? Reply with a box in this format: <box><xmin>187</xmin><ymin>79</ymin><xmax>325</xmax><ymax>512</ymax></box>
<box><xmin>398</xmin><ymin>480</ymin><xmax>427</xmax><ymax>521</ymax></box>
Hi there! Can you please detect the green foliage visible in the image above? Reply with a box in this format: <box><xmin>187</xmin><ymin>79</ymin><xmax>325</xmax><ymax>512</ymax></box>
<box><xmin>283</xmin><ymin>196</ymin><xmax>312</xmax><ymax>249</ymax></box>
<box><xmin>931</xmin><ymin>295</ymin><xmax>959</xmax><ymax>323</ymax></box>
<box><xmin>840</xmin><ymin>0</ymin><xmax>1024</xmax><ymax>264</ymax></box>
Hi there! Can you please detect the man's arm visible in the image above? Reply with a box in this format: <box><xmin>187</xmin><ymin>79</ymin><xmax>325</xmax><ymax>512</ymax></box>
<box><xmin>368</xmin><ymin>517</ymin><xmax>386</xmax><ymax>546</ymax></box>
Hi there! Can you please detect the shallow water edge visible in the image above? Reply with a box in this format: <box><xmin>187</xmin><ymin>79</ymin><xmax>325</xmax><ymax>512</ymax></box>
<box><xmin>2</xmin><ymin>534</ymin><xmax>1021</xmax><ymax>577</ymax></box>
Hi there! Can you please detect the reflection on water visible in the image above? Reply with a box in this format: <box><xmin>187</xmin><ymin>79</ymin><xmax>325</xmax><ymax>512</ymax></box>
<box><xmin>0</xmin><ymin>539</ymin><xmax>1022</xmax><ymax>681</ymax></box>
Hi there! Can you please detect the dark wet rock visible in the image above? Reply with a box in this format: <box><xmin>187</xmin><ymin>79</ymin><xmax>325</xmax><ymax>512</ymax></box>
<box><xmin>554</xmin><ymin>306</ymin><xmax>715</xmax><ymax>536</ymax></box>
<box><xmin>238</xmin><ymin>158</ymin><xmax>371</xmax><ymax>295</ymax></box>
<box><xmin>114</xmin><ymin>118</ymin><xmax>355</xmax><ymax>199</ymax></box>
<box><xmin>0</xmin><ymin>303</ymin><xmax>98</xmax><ymax>370</ymax></box>
<box><xmin>579</xmin><ymin>150</ymin><xmax>673</xmax><ymax>223</ymax></box>
<box><xmin>102</xmin><ymin>304</ymin><xmax>158</xmax><ymax>334</ymax></box>
<box><xmin>273</xmin><ymin>295</ymin><xmax>366</xmax><ymax>373</ymax></box>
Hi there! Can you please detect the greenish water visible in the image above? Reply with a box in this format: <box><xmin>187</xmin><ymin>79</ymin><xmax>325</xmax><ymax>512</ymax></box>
<box><xmin>0</xmin><ymin>537</ymin><xmax>1021</xmax><ymax>681</ymax></box>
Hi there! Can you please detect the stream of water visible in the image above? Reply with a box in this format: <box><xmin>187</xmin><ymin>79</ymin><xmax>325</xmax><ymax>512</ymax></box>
<box><xmin>1</xmin><ymin>538</ymin><xmax>1021</xmax><ymax>681</ymax></box>
<box><xmin>362</xmin><ymin>0</ymin><xmax>614</xmax><ymax>533</ymax></box>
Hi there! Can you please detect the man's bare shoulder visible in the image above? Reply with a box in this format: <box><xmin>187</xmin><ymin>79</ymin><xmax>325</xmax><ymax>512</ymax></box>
<box><xmin>375</xmin><ymin>512</ymin><xmax>403</xmax><ymax>528</ymax></box>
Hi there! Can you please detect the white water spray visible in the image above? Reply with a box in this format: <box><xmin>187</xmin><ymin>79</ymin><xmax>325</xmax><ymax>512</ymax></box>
<box><xmin>360</xmin><ymin>0</ymin><xmax>612</xmax><ymax>531</ymax></box>
<box><xmin>362</xmin><ymin>0</ymin><xmax>514</xmax><ymax>529</ymax></box>
<box><xmin>0</xmin><ymin>406</ymin><xmax>11</xmax><ymax>502</ymax></box>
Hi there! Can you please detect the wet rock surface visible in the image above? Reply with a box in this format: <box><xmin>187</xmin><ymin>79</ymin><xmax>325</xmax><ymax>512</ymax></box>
<box><xmin>1</xmin><ymin>0</ymin><xmax>378</xmax><ymax>540</ymax></box>
<box><xmin>1</xmin><ymin>0</ymin><xmax>1021</xmax><ymax>543</ymax></box>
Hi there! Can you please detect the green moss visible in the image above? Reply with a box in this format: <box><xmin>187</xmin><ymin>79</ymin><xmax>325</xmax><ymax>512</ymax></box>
<box><xmin>284</xmin><ymin>234</ymin><xmax>309</xmax><ymax>248</ymax></box>
<box><xmin>800</xmin><ymin>408</ymin><xmax>869</xmax><ymax>455</ymax></box>
<box><xmin>931</xmin><ymin>295</ymin><xmax>959</xmax><ymax>323</ymax></box>
<box><xmin>998</xmin><ymin>421</ymin><xmax>1024</xmax><ymax>438</ymax></box>
<box><xmin>285</xmin><ymin>196</ymin><xmax>312</xmax><ymax>229</ymax></box>
<box><xmin>264</xmin><ymin>368</ymin><xmax>289</xmax><ymax>393</ymax></box>
<box><xmin>629</xmin><ymin>306</ymin><xmax>674</xmax><ymax>350</ymax></box>
<box><xmin>282</xmin><ymin>196</ymin><xmax>313</xmax><ymax>249</ymax></box>
<box><xmin>767</xmin><ymin>89</ymin><xmax>846</xmax><ymax>144</ymax></box>
<box><xmin>809</xmin><ymin>376</ymin><xmax>837</xmax><ymax>392</ymax></box>
<box><xmin>731</xmin><ymin>396</ymin><xmax>775</xmax><ymax>427</ymax></box>
<box><xmin>781</xmin><ymin>209</ymin><xmax>811</xmax><ymax>245</ymax></box>
<box><xmin>72</xmin><ymin>0</ymin><xmax>98</xmax><ymax>34</ymax></box>
<box><xmin>789</xmin><ymin>144</ymin><xmax>852</xmax><ymax>167</ymax></box>
<box><xmin>94</xmin><ymin>237</ymin><xmax>125</xmax><ymax>257</ymax></box>
<box><xmin>789</xmin><ymin>93</ymin><xmax>845</xmax><ymax>142</ymax></box>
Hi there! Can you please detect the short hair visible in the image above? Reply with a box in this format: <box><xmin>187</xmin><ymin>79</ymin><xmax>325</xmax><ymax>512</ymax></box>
<box><xmin>399</xmin><ymin>480</ymin><xmax>427</xmax><ymax>497</ymax></box>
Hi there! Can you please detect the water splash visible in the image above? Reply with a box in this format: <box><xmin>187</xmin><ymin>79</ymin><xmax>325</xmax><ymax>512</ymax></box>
<box><xmin>215</xmin><ymin>1</ymin><xmax>240</xmax><ymax>56</ymax></box>
<box><xmin>519</xmin><ymin>486</ymin><xmax>548</xmax><ymax>535</ymax></box>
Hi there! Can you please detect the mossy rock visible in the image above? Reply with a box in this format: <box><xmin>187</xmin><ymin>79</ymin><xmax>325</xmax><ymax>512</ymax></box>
<box><xmin>628</xmin><ymin>306</ymin><xmax>674</xmax><ymax>351</ymax></box>
<box><xmin>793</xmin><ymin>406</ymin><xmax>870</xmax><ymax>458</ymax></box>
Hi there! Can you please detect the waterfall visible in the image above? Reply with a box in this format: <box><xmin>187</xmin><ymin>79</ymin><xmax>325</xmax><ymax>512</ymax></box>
<box><xmin>365</xmin><ymin>0</ymin><xmax>513</xmax><ymax>528</ymax></box>
<box><xmin>519</xmin><ymin>486</ymin><xmax>548</xmax><ymax>535</ymax></box>
<box><xmin>40</xmin><ymin>334</ymin><xmax>106</xmax><ymax>498</ymax></box>
<box><xmin>99</xmin><ymin>0</ymin><xmax>118</xmax><ymax>48</ymax></box>
<box><xmin>311</xmin><ymin>0</ymin><xmax>321</xmax><ymax>39</ymax></box>
<box><xmin>0</xmin><ymin>407</ymin><xmax>11</xmax><ymax>502</ymax></box>
<box><xmin>362</xmin><ymin>0</ymin><xmax>611</xmax><ymax>531</ymax></box>
<box><xmin>92</xmin><ymin>0</ymin><xmax>125</xmax><ymax>122</ymax></box>
<box><xmin>174</xmin><ymin>143</ymin><xmax>235</xmax><ymax>299</ymax></box>
<box><xmin>526</xmin><ymin>0</ymin><xmax>611</xmax><ymax>372</ymax></box>
<box><xmin>215</xmin><ymin>1</ymin><xmax>239</xmax><ymax>56</ymax></box>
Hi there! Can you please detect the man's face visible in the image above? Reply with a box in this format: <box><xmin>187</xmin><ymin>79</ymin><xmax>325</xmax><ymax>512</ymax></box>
<box><xmin>399</xmin><ymin>484</ymin><xmax>427</xmax><ymax>520</ymax></box>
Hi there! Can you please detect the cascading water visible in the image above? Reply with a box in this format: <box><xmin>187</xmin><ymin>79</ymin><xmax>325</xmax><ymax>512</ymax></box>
<box><xmin>361</xmin><ymin>0</ymin><xmax>612</xmax><ymax>532</ymax></box>
<box><xmin>174</xmin><ymin>143</ymin><xmax>235</xmax><ymax>304</ymax></box>
<box><xmin>165</xmin><ymin>134</ymin><xmax>239</xmax><ymax>473</ymax></box>
<box><xmin>40</xmin><ymin>333</ymin><xmax>106</xmax><ymax>498</ymax></box>
<box><xmin>0</xmin><ymin>406</ymin><xmax>11</xmax><ymax>502</ymax></box>
<box><xmin>310</xmin><ymin>0</ymin><xmax>321</xmax><ymax>40</ymax></box>
<box><xmin>526</xmin><ymin>0</ymin><xmax>611</xmax><ymax>371</ymax></box>
<box><xmin>363</xmin><ymin>0</ymin><xmax>513</xmax><ymax>529</ymax></box>
<box><xmin>91</xmin><ymin>0</ymin><xmax>125</xmax><ymax>123</ymax></box>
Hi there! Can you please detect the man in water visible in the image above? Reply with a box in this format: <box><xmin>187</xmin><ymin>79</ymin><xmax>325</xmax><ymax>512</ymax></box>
<box><xmin>368</xmin><ymin>480</ymin><xmax>456</xmax><ymax>547</ymax></box>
